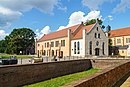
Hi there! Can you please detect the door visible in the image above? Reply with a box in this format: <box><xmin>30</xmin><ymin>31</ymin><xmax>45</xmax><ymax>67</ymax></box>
<box><xmin>95</xmin><ymin>48</ymin><xmax>99</xmax><ymax>56</ymax></box>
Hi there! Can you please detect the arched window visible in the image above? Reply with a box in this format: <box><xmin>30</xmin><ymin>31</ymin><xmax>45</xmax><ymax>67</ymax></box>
<box><xmin>96</xmin><ymin>41</ymin><xmax>99</xmax><ymax>46</ymax></box>
<box><xmin>43</xmin><ymin>50</ymin><xmax>46</xmax><ymax>56</ymax></box>
<box><xmin>77</xmin><ymin>41</ymin><xmax>80</xmax><ymax>54</ymax></box>
<box><xmin>95</xmin><ymin>33</ymin><xmax>97</xmax><ymax>38</ymax></box>
<box><xmin>74</xmin><ymin>42</ymin><xmax>76</xmax><ymax>54</ymax></box>
<box><xmin>102</xmin><ymin>42</ymin><xmax>105</xmax><ymax>55</ymax></box>
<box><xmin>97</xmin><ymin>27</ymin><xmax>98</xmax><ymax>31</ymax></box>
<box><xmin>98</xmin><ymin>33</ymin><xmax>100</xmax><ymax>38</ymax></box>
<box><xmin>89</xmin><ymin>41</ymin><xmax>92</xmax><ymax>55</ymax></box>
<box><xmin>52</xmin><ymin>50</ymin><xmax>54</xmax><ymax>56</ymax></box>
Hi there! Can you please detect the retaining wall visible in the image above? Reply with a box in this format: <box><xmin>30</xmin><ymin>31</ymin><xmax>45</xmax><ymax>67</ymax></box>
<box><xmin>0</xmin><ymin>59</ymin><xmax>92</xmax><ymax>87</ymax></box>
<box><xmin>62</xmin><ymin>60</ymin><xmax>130</xmax><ymax>87</ymax></box>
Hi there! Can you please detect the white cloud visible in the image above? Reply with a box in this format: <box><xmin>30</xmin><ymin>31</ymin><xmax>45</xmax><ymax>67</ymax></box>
<box><xmin>0</xmin><ymin>30</ymin><xmax>9</xmax><ymax>40</ymax></box>
<box><xmin>108</xmin><ymin>15</ymin><xmax>113</xmax><ymax>20</ymax></box>
<box><xmin>0</xmin><ymin>0</ymin><xmax>60</xmax><ymax>14</ymax></box>
<box><xmin>0</xmin><ymin>0</ymin><xmax>65</xmax><ymax>29</ymax></box>
<box><xmin>0</xmin><ymin>7</ymin><xmax>22</xmax><ymax>29</ymax></box>
<box><xmin>36</xmin><ymin>26</ymin><xmax>51</xmax><ymax>39</ymax></box>
<box><xmin>57</xmin><ymin>10</ymin><xmax>102</xmax><ymax>31</ymax></box>
<box><xmin>57</xmin><ymin>26</ymin><xmax>67</xmax><ymax>31</ymax></box>
<box><xmin>82</xmin><ymin>0</ymin><xmax>115</xmax><ymax>10</ymax></box>
<box><xmin>112</xmin><ymin>0</ymin><xmax>130</xmax><ymax>13</ymax></box>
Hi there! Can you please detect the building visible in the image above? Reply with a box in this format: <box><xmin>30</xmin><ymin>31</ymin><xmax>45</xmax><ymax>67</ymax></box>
<box><xmin>110</xmin><ymin>27</ymin><xmax>130</xmax><ymax>56</ymax></box>
<box><xmin>36</xmin><ymin>21</ymin><xmax>108</xmax><ymax>57</ymax></box>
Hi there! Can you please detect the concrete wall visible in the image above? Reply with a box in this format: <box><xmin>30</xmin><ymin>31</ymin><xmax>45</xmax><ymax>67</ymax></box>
<box><xmin>0</xmin><ymin>59</ymin><xmax>92</xmax><ymax>87</ymax></box>
<box><xmin>62</xmin><ymin>60</ymin><xmax>130</xmax><ymax>87</ymax></box>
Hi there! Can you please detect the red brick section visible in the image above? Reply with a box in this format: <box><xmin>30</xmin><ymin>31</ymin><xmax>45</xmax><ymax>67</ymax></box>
<box><xmin>110</xmin><ymin>27</ymin><xmax>130</xmax><ymax>38</ymax></box>
<box><xmin>0</xmin><ymin>59</ymin><xmax>92</xmax><ymax>87</ymax></box>
<box><xmin>62</xmin><ymin>60</ymin><xmax>130</xmax><ymax>87</ymax></box>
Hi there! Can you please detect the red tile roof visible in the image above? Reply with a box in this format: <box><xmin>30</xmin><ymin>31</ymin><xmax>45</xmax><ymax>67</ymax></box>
<box><xmin>72</xmin><ymin>24</ymin><xmax>95</xmax><ymax>39</ymax></box>
<box><xmin>38</xmin><ymin>23</ymin><xmax>95</xmax><ymax>42</ymax></box>
<box><xmin>110</xmin><ymin>27</ymin><xmax>130</xmax><ymax>37</ymax></box>
<box><xmin>38</xmin><ymin>24</ymin><xmax>80</xmax><ymax>42</ymax></box>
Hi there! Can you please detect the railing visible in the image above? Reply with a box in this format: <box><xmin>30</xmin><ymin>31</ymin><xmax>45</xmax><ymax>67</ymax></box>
<box><xmin>17</xmin><ymin>56</ymin><xmax>130</xmax><ymax>65</ymax></box>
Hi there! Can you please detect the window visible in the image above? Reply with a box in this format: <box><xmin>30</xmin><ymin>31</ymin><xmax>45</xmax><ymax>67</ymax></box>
<box><xmin>126</xmin><ymin>38</ymin><xmax>130</xmax><ymax>43</ymax></box>
<box><xmin>89</xmin><ymin>41</ymin><xmax>92</xmax><ymax>55</ymax></box>
<box><xmin>74</xmin><ymin>42</ymin><xmax>76</xmax><ymax>54</ymax></box>
<box><xmin>52</xmin><ymin>50</ymin><xmax>54</xmax><ymax>56</ymax></box>
<box><xmin>102</xmin><ymin>42</ymin><xmax>105</xmax><ymax>55</ymax></box>
<box><xmin>97</xmin><ymin>27</ymin><xmax>98</xmax><ymax>31</ymax></box>
<box><xmin>61</xmin><ymin>40</ymin><xmax>65</xmax><ymax>46</ymax></box>
<box><xmin>45</xmin><ymin>43</ymin><xmax>46</xmax><ymax>48</ymax></box>
<box><xmin>95</xmin><ymin>33</ymin><xmax>97</xmax><ymax>38</ymax></box>
<box><xmin>51</xmin><ymin>42</ymin><xmax>54</xmax><ymax>47</ymax></box>
<box><xmin>117</xmin><ymin>39</ymin><xmax>121</xmax><ymax>43</ymax></box>
<box><xmin>77</xmin><ymin>41</ymin><xmax>80</xmax><ymax>54</ymax></box>
<box><xmin>55</xmin><ymin>41</ymin><xmax>59</xmax><ymax>47</ymax></box>
<box><xmin>96</xmin><ymin>41</ymin><xmax>99</xmax><ymax>46</ymax></box>
<box><xmin>43</xmin><ymin>50</ymin><xmax>46</xmax><ymax>55</ymax></box>
<box><xmin>122</xmin><ymin>50</ymin><xmax>124</xmax><ymax>53</ymax></box>
<box><xmin>47</xmin><ymin>42</ymin><xmax>49</xmax><ymax>47</ymax></box>
<box><xmin>98</xmin><ymin>33</ymin><xmax>100</xmax><ymax>38</ymax></box>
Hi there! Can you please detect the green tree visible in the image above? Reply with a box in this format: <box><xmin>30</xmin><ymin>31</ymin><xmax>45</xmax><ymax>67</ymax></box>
<box><xmin>0</xmin><ymin>40</ymin><xmax>7</xmax><ymax>53</ymax></box>
<box><xmin>5</xmin><ymin>28</ymin><xmax>36</xmax><ymax>55</ymax></box>
<box><xmin>84</xmin><ymin>18</ymin><xmax>105</xmax><ymax>29</ymax></box>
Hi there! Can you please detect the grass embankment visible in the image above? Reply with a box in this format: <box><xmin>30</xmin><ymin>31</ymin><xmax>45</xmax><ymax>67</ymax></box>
<box><xmin>24</xmin><ymin>68</ymin><xmax>100</xmax><ymax>87</ymax></box>
<box><xmin>0</xmin><ymin>54</ymin><xmax>33</xmax><ymax>59</ymax></box>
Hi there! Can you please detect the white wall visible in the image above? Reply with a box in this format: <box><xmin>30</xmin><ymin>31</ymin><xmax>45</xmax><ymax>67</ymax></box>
<box><xmin>71</xmin><ymin>39</ymin><xmax>84</xmax><ymax>56</ymax></box>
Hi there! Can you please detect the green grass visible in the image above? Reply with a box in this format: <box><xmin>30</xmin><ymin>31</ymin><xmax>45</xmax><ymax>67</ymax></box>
<box><xmin>24</xmin><ymin>68</ymin><xmax>100</xmax><ymax>87</ymax></box>
<box><xmin>0</xmin><ymin>54</ymin><xmax>33</xmax><ymax>59</ymax></box>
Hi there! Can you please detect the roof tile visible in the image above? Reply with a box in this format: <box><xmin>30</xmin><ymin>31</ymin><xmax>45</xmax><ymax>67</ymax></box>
<box><xmin>38</xmin><ymin>24</ymin><xmax>80</xmax><ymax>42</ymax></box>
<box><xmin>38</xmin><ymin>23</ymin><xmax>95</xmax><ymax>42</ymax></box>
<box><xmin>110</xmin><ymin>27</ymin><xmax>130</xmax><ymax>37</ymax></box>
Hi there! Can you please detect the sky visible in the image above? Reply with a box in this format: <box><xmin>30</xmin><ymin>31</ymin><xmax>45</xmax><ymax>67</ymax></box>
<box><xmin>0</xmin><ymin>0</ymin><xmax>130</xmax><ymax>40</ymax></box>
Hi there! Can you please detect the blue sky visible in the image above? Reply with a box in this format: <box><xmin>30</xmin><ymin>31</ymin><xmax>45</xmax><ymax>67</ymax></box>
<box><xmin>0</xmin><ymin>0</ymin><xmax>130</xmax><ymax>40</ymax></box>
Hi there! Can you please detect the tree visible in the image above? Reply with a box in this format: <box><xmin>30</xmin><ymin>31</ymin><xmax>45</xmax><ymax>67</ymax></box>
<box><xmin>5</xmin><ymin>28</ymin><xmax>36</xmax><ymax>55</ymax></box>
<box><xmin>0</xmin><ymin>40</ymin><xmax>7</xmax><ymax>53</ymax></box>
<box><xmin>84</xmin><ymin>18</ymin><xmax>105</xmax><ymax>29</ymax></box>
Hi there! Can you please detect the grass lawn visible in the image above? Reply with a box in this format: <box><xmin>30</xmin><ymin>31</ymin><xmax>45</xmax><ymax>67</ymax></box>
<box><xmin>0</xmin><ymin>54</ymin><xmax>33</xmax><ymax>59</ymax></box>
<box><xmin>24</xmin><ymin>68</ymin><xmax>100</xmax><ymax>87</ymax></box>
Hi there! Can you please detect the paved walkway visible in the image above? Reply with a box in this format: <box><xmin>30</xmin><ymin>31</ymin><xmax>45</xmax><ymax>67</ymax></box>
<box><xmin>121</xmin><ymin>76</ymin><xmax>130</xmax><ymax>87</ymax></box>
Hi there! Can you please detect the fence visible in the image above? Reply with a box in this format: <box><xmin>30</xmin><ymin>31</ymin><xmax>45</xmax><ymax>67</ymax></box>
<box><xmin>17</xmin><ymin>56</ymin><xmax>130</xmax><ymax>65</ymax></box>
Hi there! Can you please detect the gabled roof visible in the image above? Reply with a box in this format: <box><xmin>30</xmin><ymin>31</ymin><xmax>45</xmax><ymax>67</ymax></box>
<box><xmin>110</xmin><ymin>27</ymin><xmax>130</xmax><ymax>37</ymax></box>
<box><xmin>38</xmin><ymin>23</ymin><xmax>95</xmax><ymax>42</ymax></box>
<box><xmin>72</xmin><ymin>24</ymin><xmax>95</xmax><ymax>39</ymax></box>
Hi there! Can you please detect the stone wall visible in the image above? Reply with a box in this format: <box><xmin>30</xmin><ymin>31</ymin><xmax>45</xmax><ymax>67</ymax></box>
<box><xmin>62</xmin><ymin>60</ymin><xmax>130</xmax><ymax>87</ymax></box>
<box><xmin>0</xmin><ymin>59</ymin><xmax>92</xmax><ymax>87</ymax></box>
<box><xmin>91</xmin><ymin>59</ymin><xmax>129</xmax><ymax>69</ymax></box>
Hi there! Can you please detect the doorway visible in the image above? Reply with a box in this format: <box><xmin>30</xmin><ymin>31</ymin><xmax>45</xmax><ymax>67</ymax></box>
<box><xmin>95</xmin><ymin>48</ymin><xmax>100</xmax><ymax>56</ymax></box>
